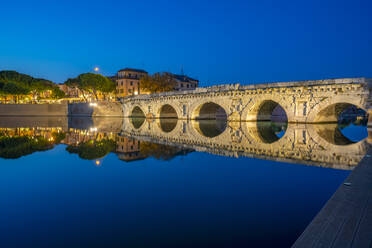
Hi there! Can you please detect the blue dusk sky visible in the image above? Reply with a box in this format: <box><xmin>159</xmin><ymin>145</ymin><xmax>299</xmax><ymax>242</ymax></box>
<box><xmin>0</xmin><ymin>0</ymin><xmax>371</xmax><ymax>85</ymax></box>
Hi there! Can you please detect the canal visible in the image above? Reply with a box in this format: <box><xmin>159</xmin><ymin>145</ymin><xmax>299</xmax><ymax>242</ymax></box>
<box><xmin>0</xmin><ymin>117</ymin><xmax>369</xmax><ymax>247</ymax></box>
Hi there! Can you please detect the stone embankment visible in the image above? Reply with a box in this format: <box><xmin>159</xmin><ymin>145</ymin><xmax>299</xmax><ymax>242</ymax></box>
<box><xmin>0</xmin><ymin>102</ymin><xmax>123</xmax><ymax>117</ymax></box>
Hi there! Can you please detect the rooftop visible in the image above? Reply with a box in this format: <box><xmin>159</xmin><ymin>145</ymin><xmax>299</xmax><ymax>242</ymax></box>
<box><xmin>171</xmin><ymin>73</ymin><xmax>198</xmax><ymax>82</ymax></box>
<box><xmin>118</xmin><ymin>68</ymin><xmax>147</xmax><ymax>73</ymax></box>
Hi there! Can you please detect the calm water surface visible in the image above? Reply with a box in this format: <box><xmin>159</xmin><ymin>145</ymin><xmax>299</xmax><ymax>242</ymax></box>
<box><xmin>0</xmin><ymin>117</ymin><xmax>368</xmax><ymax>248</ymax></box>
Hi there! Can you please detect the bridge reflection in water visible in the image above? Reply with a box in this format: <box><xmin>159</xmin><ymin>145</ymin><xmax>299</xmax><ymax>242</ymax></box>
<box><xmin>121</xmin><ymin>117</ymin><xmax>370</xmax><ymax>170</ymax></box>
<box><xmin>0</xmin><ymin>117</ymin><xmax>369</xmax><ymax>170</ymax></box>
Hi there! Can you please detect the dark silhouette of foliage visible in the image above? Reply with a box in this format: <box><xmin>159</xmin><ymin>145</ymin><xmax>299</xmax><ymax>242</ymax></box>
<box><xmin>0</xmin><ymin>136</ymin><xmax>53</xmax><ymax>159</ymax></box>
<box><xmin>51</xmin><ymin>87</ymin><xmax>66</xmax><ymax>99</ymax></box>
<box><xmin>0</xmin><ymin>70</ymin><xmax>60</xmax><ymax>100</ymax></box>
<box><xmin>66</xmin><ymin>139</ymin><xmax>116</xmax><ymax>160</ymax></box>
<box><xmin>52</xmin><ymin>132</ymin><xmax>66</xmax><ymax>143</ymax></box>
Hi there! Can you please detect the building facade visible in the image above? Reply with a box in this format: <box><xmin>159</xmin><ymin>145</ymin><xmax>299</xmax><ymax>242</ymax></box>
<box><xmin>116</xmin><ymin>68</ymin><xmax>148</xmax><ymax>98</ymax></box>
<box><xmin>171</xmin><ymin>74</ymin><xmax>199</xmax><ymax>91</ymax></box>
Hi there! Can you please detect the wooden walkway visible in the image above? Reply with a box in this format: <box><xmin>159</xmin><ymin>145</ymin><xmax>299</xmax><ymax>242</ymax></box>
<box><xmin>292</xmin><ymin>146</ymin><xmax>372</xmax><ymax>247</ymax></box>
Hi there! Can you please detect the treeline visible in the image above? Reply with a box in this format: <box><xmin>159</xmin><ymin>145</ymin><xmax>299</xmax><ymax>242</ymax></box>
<box><xmin>0</xmin><ymin>70</ymin><xmax>116</xmax><ymax>102</ymax></box>
<box><xmin>0</xmin><ymin>71</ymin><xmax>65</xmax><ymax>102</ymax></box>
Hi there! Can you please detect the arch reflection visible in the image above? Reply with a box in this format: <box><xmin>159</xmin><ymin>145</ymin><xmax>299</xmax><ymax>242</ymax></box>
<box><xmin>131</xmin><ymin>117</ymin><xmax>145</xmax><ymax>129</ymax></box>
<box><xmin>315</xmin><ymin>123</ymin><xmax>368</xmax><ymax>145</ymax></box>
<box><xmin>159</xmin><ymin>118</ymin><xmax>178</xmax><ymax>133</ymax></box>
<box><xmin>193</xmin><ymin>119</ymin><xmax>227</xmax><ymax>138</ymax></box>
<box><xmin>256</xmin><ymin>121</ymin><xmax>288</xmax><ymax>144</ymax></box>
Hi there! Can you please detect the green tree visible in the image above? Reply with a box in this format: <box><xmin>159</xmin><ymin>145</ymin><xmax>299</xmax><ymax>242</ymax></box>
<box><xmin>1</xmin><ymin>83</ymin><xmax>30</xmax><ymax>103</ymax></box>
<box><xmin>29</xmin><ymin>79</ymin><xmax>55</xmax><ymax>100</ymax></box>
<box><xmin>139</xmin><ymin>72</ymin><xmax>176</xmax><ymax>94</ymax></box>
<box><xmin>64</xmin><ymin>73</ymin><xmax>115</xmax><ymax>101</ymax></box>
<box><xmin>0</xmin><ymin>70</ymin><xmax>59</xmax><ymax>102</ymax></box>
<box><xmin>51</xmin><ymin>87</ymin><xmax>66</xmax><ymax>99</ymax></box>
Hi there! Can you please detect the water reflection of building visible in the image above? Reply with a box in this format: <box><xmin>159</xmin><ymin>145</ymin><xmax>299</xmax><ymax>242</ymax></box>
<box><xmin>116</xmin><ymin>135</ymin><xmax>147</xmax><ymax>162</ymax></box>
<box><xmin>61</xmin><ymin>128</ymin><xmax>116</xmax><ymax>146</ymax></box>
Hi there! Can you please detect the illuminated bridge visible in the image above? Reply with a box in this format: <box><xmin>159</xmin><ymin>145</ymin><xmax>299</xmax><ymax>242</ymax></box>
<box><xmin>121</xmin><ymin>77</ymin><xmax>372</xmax><ymax>125</ymax></box>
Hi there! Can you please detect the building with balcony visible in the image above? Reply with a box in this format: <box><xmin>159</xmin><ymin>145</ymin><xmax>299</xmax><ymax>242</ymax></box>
<box><xmin>116</xmin><ymin>68</ymin><xmax>148</xmax><ymax>98</ymax></box>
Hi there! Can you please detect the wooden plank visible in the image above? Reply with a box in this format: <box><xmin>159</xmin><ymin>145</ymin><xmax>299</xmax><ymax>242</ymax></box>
<box><xmin>292</xmin><ymin>148</ymin><xmax>372</xmax><ymax>248</ymax></box>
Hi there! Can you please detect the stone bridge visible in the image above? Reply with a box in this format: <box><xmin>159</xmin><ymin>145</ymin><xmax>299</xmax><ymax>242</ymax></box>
<box><xmin>121</xmin><ymin>77</ymin><xmax>372</xmax><ymax>125</ymax></box>
<box><xmin>120</xmin><ymin>118</ymin><xmax>372</xmax><ymax>170</ymax></box>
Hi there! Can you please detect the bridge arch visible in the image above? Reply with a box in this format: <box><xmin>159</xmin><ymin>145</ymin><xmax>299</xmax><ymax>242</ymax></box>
<box><xmin>246</xmin><ymin>99</ymin><xmax>288</xmax><ymax>122</ymax></box>
<box><xmin>192</xmin><ymin>102</ymin><xmax>228</xmax><ymax>120</ymax></box>
<box><xmin>159</xmin><ymin>104</ymin><xmax>178</xmax><ymax>119</ymax></box>
<box><xmin>306</xmin><ymin>95</ymin><xmax>368</xmax><ymax>123</ymax></box>
<box><xmin>130</xmin><ymin>106</ymin><xmax>146</xmax><ymax>118</ymax></box>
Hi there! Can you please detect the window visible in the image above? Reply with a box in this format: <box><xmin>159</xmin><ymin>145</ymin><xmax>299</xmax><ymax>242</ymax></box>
<box><xmin>130</xmin><ymin>81</ymin><xmax>133</xmax><ymax>86</ymax></box>
<box><xmin>128</xmin><ymin>89</ymin><xmax>132</xmax><ymax>93</ymax></box>
<box><xmin>121</xmin><ymin>82</ymin><xmax>123</xmax><ymax>86</ymax></box>
<box><xmin>181</xmin><ymin>83</ymin><xmax>184</xmax><ymax>87</ymax></box>
<box><xmin>183</xmin><ymin>105</ymin><xmax>186</xmax><ymax>116</ymax></box>
<box><xmin>187</xmin><ymin>84</ymin><xmax>189</xmax><ymax>88</ymax></box>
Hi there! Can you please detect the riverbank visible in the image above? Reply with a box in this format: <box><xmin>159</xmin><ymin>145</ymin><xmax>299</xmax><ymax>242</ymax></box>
<box><xmin>0</xmin><ymin>102</ymin><xmax>123</xmax><ymax>117</ymax></box>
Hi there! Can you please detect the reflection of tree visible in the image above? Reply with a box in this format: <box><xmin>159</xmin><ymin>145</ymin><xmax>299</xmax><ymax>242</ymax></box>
<box><xmin>66</xmin><ymin>139</ymin><xmax>116</xmax><ymax>160</ymax></box>
<box><xmin>0</xmin><ymin>136</ymin><xmax>53</xmax><ymax>159</ymax></box>
<box><xmin>139</xmin><ymin>142</ymin><xmax>193</xmax><ymax>161</ymax></box>
<box><xmin>52</xmin><ymin>132</ymin><xmax>66</xmax><ymax>143</ymax></box>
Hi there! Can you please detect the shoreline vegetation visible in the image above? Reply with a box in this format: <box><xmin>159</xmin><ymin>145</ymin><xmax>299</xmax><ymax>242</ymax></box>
<box><xmin>0</xmin><ymin>70</ymin><xmax>181</xmax><ymax>104</ymax></box>
<box><xmin>0</xmin><ymin>70</ymin><xmax>116</xmax><ymax>104</ymax></box>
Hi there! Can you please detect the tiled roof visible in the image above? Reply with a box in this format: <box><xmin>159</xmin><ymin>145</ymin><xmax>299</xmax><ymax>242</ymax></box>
<box><xmin>118</xmin><ymin>68</ymin><xmax>147</xmax><ymax>73</ymax></box>
<box><xmin>171</xmin><ymin>74</ymin><xmax>198</xmax><ymax>82</ymax></box>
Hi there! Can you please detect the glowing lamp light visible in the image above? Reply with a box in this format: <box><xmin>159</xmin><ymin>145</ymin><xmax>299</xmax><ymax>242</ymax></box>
<box><xmin>134</xmin><ymin>91</ymin><xmax>138</xmax><ymax>95</ymax></box>
<box><xmin>89</xmin><ymin>103</ymin><xmax>98</xmax><ymax>107</ymax></box>
<box><xmin>90</xmin><ymin>127</ymin><xmax>98</xmax><ymax>132</ymax></box>
<box><xmin>94</xmin><ymin>67</ymin><xmax>99</xmax><ymax>72</ymax></box>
